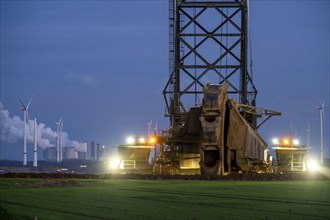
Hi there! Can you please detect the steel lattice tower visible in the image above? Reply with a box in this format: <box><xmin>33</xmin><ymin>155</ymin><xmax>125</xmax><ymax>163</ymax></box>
<box><xmin>163</xmin><ymin>0</ymin><xmax>257</xmax><ymax>133</ymax></box>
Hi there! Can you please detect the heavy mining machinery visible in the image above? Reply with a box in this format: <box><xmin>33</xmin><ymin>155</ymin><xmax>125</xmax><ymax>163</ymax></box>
<box><xmin>157</xmin><ymin>0</ymin><xmax>281</xmax><ymax>176</ymax></box>
<box><xmin>154</xmin><ymin>83</ymin><xmax>280</xmax><ymax>176</ymax></box>
<box><xmin>112</xmin><ymin>0</ymin><xmax>281</xmax><ymax>176</ymax></box>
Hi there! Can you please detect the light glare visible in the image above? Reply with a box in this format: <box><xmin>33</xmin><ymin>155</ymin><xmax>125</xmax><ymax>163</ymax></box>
<box><xmin>293</xmin><ymin>139</ymin><xmax>299</xmax><ymax>145</ymax></box>
<box><xmin>126</xmin><ymin>136</ymin><xmax>135</xmax><ymax>144</ymax></box>
<box><xmin>109</xmin><ymin>158</ymin><xmax>120</xmax><ymax>169</ymax></box>
<box><xmin>282</xmin><ymin>139</ymin><xmax>290</xmax><ymax>145</ymax></box>
<box><xmin>272</xmin><ymin>138</ymin><xmax>279</xmax><ymax>145</ymax></box>
<box><xmin>306</xmin><ymin>159</ymin><xmax>320</xmax><ymax>172</ymax></box>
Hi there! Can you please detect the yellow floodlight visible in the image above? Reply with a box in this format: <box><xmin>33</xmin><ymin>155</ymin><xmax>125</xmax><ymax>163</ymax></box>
<box><xmin>282</xmin><ymin>138</ymin><xmax>290</xmax><ymax>145</ymax></box>
<box><xmin>148</xmin><ymin>136</ymin><xmax>157</xmax><ymax>144</ymax></box>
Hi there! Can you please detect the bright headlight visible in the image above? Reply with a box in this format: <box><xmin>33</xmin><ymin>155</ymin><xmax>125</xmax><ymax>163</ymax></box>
<box><xmin>293</xmin><ymin>139</ymin><xmax>299</xmax><ymax>146</ymax></box>
<box><xmin>138</xmin><ymin>137</ymin><xmax>145</xmax><ymax>143</ymax></box>
<box><xmin>306</xmin><ymin>159</ymin><xmax>320</xmax><ymax>172</ymax></box>
<box><xmin>126</xmin><ymin>136</ymin><xmax>135</xmax><ymax>144</ymax></box>
<box><xmin>109</xmin><ymin>158</ymin><xmax>120</xmax><ymax>169</ymax></box>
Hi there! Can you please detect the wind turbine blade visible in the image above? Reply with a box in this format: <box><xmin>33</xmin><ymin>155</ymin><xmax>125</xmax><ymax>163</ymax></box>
<box><xmin>322</xmin><ymin>103</ymin><xmax>325</xmax><ymax>122</ymax></box>
<box><xmin>26</xmin><ymin>96</ymin><xmax>33</xmax><ymax>109</ymax></box>
<box><xmin>19</xmin><ymin>99</ymin><xmax>26</xmax><ymax>110</ymax></box>
<box><xmin>55</xmin><ymin>117</ymin><xmax>62</xmax><ymax>126</ymax></box>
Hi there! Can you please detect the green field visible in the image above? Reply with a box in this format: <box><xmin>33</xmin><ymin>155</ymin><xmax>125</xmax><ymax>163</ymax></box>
<box><xmin>0</xmin><ymin>178</ymin><xmax>329</xmax><ymax>220</ymax></box>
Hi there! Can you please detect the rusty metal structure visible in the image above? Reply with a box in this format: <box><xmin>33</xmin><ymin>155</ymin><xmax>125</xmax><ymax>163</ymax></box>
<box><xmin>164</xmin><ymin>0</ymin><xmax>257</xmax><ymax>132</ymax></box>
<box><xmin>109</xmin><ymin>1</ymin><xmax>280</xmax><ymax>176</ymax></box>
<box><xmin>159</xmin><ymin>0</ymin><xmax>280</xmax><ymax>176</ymax></box>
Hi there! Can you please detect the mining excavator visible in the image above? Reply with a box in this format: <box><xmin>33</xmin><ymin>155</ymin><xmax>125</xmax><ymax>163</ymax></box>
<box><xmin>153</xmin><ymin>83</ymin><xmax>280</xmax><ymax>176</ymax></box>
<box><xmin>112</xmin><ymin>0</ymin><xmax>281</xmax><ymax>176</ymax></box>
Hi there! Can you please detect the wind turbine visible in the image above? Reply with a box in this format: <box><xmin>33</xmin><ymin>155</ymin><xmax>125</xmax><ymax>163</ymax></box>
<box><xmin>19</xmin><ymin>96</ymin><xmax>32</xmax><ymax>166</ymax></box>
<box><xmin>317</xmin><ymin>101</ymin><xmax>325</xmax><ymax>165</ymax></box>
<box><xmin>306</xmin><ymin>123</ymin><xmax>310</xmax><ymax>157</ymax></box>
<box><xmin>153</xmin><ymin>120</ymin><xmax>158</xmax><ymax>135</ymax></box>
<box><xmin>33</xmin><ymin>118</ymin><xmax>38</xmax><ymax>167</ymax></box>
<box><xmin>59</xmin><ymin>119</ymin><xmax>63</xmax><ymax>162</ymax></box>
<box><xmin>55</xmin><ymin>118</ymin><xmax>62</xmax><ymax>163</ymax></box>
<box><xmin>147</xmin><ymin>120</ymin><xmax>152</xmax><ymax>138</ymax></box>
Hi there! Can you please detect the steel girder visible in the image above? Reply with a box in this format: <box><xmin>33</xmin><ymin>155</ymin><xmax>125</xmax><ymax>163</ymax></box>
<box><xmin>163</xmin><ymin>0</ymin><xmax>257</xmax><ymax>133</ymax></box>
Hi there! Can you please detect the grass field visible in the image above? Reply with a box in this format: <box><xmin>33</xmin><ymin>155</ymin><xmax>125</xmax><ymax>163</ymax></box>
<box><xmin>0</xmin><ymin>178</ymin><xmax>329</xmax><ymax>220</ymax></box>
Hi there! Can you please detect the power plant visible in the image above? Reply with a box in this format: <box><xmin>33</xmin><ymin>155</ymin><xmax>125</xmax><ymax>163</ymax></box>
<box><xmin>43</xmin><ymin>142</ymin><xmax>88</xmax><ymax>161</ymax></box>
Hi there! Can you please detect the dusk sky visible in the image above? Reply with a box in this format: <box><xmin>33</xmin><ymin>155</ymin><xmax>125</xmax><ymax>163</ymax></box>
<box><xmin>1</xmin><ymin>0</ymin><xmax>329</xmax><ymax>162</ymax></box>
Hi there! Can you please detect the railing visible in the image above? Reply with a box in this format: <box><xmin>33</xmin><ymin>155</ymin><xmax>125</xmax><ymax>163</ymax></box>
<box><xmin>291</xmin><ymin>162</ymin><xmax>306</xmax><ymax>171</ymax></box>
<box><xmin>122</xmin><ymin>160</ymin><xmax>136</xmax><ymax>169</ymax></box>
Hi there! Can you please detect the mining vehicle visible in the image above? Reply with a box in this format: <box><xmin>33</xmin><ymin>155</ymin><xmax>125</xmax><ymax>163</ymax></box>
<box><xmin>153</xmin><ymin>83</ymin><xmax>279</xmax><ymax>176</ymax></box>
<box><xmin>272</xmin><ymin>137</ymin><xmax>308</xmax><ymax>172</ymax></box>
<box><xmin>109</xmin><ymin>136</ymin><xmax>154</xmax><ymax>174</ymax></box>
<box><xmin>111</xmin><ymin>84</ymin><xmax>279</xmax><ymax>176</ymax></box>
<box><xmin>111</xmin><ymin>0</ymin><xmax>282</xmax><ymax>177</ymax></box>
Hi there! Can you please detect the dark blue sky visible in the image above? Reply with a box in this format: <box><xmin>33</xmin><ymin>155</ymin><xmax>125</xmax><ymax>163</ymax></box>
<box><xmin>1</xmin><ymin>0</ymin><xmax>329</xmax><ymax>161</ymax></box>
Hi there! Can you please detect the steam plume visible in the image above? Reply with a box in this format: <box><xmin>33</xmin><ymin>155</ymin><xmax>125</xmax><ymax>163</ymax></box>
<box><xmin>1</xmin><ymin>102</ymin><xmax>81</xmax><ymax>151</ymax></box>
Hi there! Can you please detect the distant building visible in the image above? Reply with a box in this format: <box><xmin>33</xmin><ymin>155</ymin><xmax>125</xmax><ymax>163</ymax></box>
<box><xmin>64</xmin><ymin>146</ymin><xmax>77</xmax><ymax>160</ymax></box>
<box><xmin>43</xmin><ymin>147</ymin><xmax>57</xmax><ymax>161</ymax></box>
<box><xmin>80</xmin><ymin>142</ymin><xmax>87</xmax><ymax>153</ymax></box>
<box><xmin>78</xmin><ymin>152</ymin><xmax>87</xmax><ymax>160</ymax></box>
<box><xmin>96</xmin><ymin>143</ymin><xmax>101</xmax><ymax>161</ymax></box>
<box><xmin>91</xmin><ymin>141</ymin><xmax>95</xmax><ymax>161</ymax></box>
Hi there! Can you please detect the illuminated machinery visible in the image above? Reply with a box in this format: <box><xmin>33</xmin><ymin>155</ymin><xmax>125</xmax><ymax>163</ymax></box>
<box><xmin>272</xmin><ymin>138</ymin><xmax>308</xmax><ymax>172</ymax></box>
<box><xmin>111</xmin><ymin>137</ymin><xmax>155</xmax><ymax>173</ymax></box>
<box><xmin>160</xmin><ymin>0</ymin><xmax>281</xmax><ymax>176</ymax></box>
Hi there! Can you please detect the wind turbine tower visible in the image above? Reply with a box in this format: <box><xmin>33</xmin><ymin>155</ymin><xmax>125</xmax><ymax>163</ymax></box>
<box><xmin>147</xmin><ymin>120</ymin><xmax>152</xmax><ymax>138</ymax></box>
<box><xmin>60</xmin><ymin>119</ymin><xmax>63</xmax><ymax>162</ymax></box>
<box><xmin>306</xmin><ymin>124</ymin><xmax>310</xmax><ymax>157</ymax></box>
<box><xmin>317</xmin><ymin>102</ymin><xmax>324</xmax><ymax>165</ymax></box>
<box><xmin>33</xmin><ymin>118</ymin><xmax>38</xmax><ymax>167</ymax></box>
<box><xmin>19</xmin><ymin>97</ymin><xmax>32</xmax><ymax>166</ymax></box>
<box><xmin>55</xmin><ymin>118</ymin><xmax>62</xmax><ymax>163</ymax></box>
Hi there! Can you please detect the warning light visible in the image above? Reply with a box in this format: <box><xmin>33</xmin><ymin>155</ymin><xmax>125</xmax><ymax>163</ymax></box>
<box><xmin>282</xmin><ymin>138</ymin><xmax>290</xmax><ymax>145</ymax></box>
<box><xmin>149</xmin><ymin>136</ymin><xmax>157</xmax><ymax>144</ymax></box>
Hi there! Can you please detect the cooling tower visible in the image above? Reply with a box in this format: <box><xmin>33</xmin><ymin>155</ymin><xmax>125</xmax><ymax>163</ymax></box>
<box><xmin>80</xmin><ymin>142</ymin><xmax>87</xmax><ymax>153</ymax></box>
<box><xmin>43</xmin><ymin>147</ymin><xmax>57</xmax><ymax>161</ymax></box>
<box><xmin>64</xmin><ymin>146</ymin><xmax>77</xmax><ymax>160</ymax></box>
